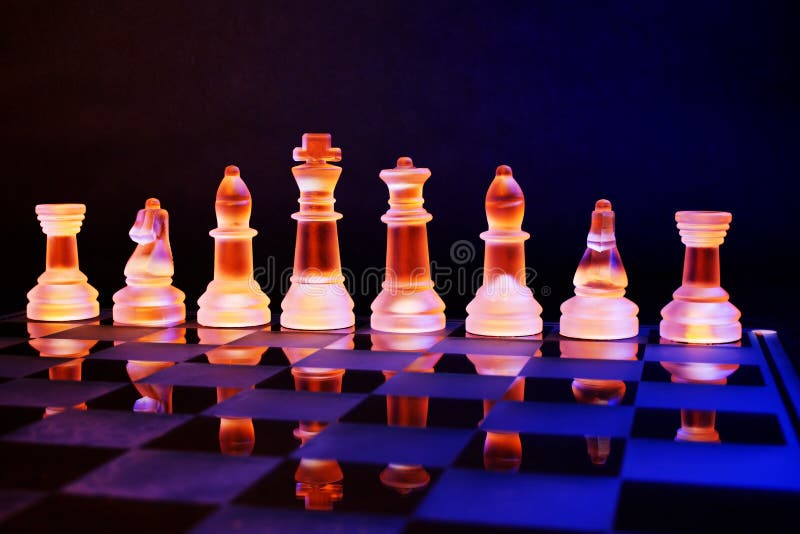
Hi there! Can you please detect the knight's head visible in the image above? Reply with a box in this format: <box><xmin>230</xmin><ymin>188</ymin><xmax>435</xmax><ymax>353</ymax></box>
<box><xmin>129</xmin><ymin>198</ymin><xmax>165</xmax><ymax>244</ymax></box>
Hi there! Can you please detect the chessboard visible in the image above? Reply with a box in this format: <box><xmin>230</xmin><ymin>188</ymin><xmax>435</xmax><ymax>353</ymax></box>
<box><xmin>1</xmin><ymin>311</ymin><xmax>799</xmax><ymax>533</ymax></box>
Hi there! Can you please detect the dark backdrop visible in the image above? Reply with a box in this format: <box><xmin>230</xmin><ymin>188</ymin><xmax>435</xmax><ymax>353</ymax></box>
<box><xmin>2</xmin><ymin>1</ymin><xmax>798</xmax><ymax>344</ymax></box>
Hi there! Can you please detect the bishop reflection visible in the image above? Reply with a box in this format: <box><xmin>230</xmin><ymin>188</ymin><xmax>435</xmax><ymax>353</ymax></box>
<box><xmin>199</xmin><ymin>329</ymin><xmax>263</xmax><ymax>456</ymax></box>
<box><xmin>561</xmin><ymin>339</ymin><xmax>637</xmax><ymax>465</ymax></box>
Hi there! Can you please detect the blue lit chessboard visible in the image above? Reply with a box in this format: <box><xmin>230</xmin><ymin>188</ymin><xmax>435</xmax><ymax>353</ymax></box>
<box><xmin>0</xmin><ymin>311</ymin><xmax>798</xmax><ymax>533</ymax></box>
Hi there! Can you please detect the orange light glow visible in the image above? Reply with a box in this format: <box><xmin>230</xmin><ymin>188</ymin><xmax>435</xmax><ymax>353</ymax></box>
<box><xmin>466</xmin><ymin>165</ymin><xmax>542</xmax><ymax>337</ymax></box>
<box><xmin>27</xmin><ymin>204</ymin><xmax>99</xmax><ymax>321</ymax></box>
<box><xmin>281</xmin><ymin>134</ymin><xmax>355</xmax><ymax>330</ymax></box>
<box><xmin>660</xmin><ymin>211</ymin><xmax>742</xmax><ymax>343</ymax></box>
<box><xmin>370</xmin><ymin>157</ymin><xmax>446</xmax><ymax>333</ymax></box>
<box><xmin>559</xmin><ymin>199</ymin><xmax>639</xmax><ymax>340</ymax></box>
<box><xmin>112</xmin><ymin>198</ymin><xmax>185</xmax><ymax>326</ymax></box>
<box><xmin>197</xmin><ymin>166</ymin><xmax>270</xmax><ymax>327</ymax></box>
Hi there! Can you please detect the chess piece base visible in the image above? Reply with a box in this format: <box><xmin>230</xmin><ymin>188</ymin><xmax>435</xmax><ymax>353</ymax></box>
<box><xmin>660</xmin><ymin>299</ymin><xmax>741</xmax><ymax>344</ymax></box>
<box><xmin>466</xmin><ymin>277</ymin><xmax>542</xmax><ymax>337</ymax></box>
<box><xmin>676</xmin><ymin>427</ymin><xmax>720</xmax><ymax>443</ymax></box>
<box><xmin>281</xmin><ymin>282</ymin><xmax>354</xmax><ymax>330</ymax></box>
<box><xmin>27</xmin><ymin>281</ymin><xmax>99</xmax><ymax>321</ymax></box>
<box><xmin>559</xmin><ymin>295</ymin><xmax>639</xmax><ymax>340</ymax></box>
<box><xmin>198</xmin><ymin>280</ymin><xmax>270</xmax><ymax>327</ymax></box>
<box><xmin>112</xmin><ymin>285</ymin><xmax>186</xmax><ymax>327</ymax></box>
<box><xmin>370</xmin><ymin>286</ymin><xmax>446</xmax><ymax>333</ymax></box>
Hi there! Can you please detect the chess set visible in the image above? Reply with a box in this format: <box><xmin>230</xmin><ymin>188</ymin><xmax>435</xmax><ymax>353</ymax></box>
<box><xmin>2</xmin><ymin>132</ymin><xmax>799</xmax><ymax>532</ymax></box>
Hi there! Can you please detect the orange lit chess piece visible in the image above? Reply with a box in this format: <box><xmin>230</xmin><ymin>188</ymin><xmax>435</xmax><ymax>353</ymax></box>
<box><xmin>112</xmin><ymin>198</ymin><xmax>185</xmax><ymax>326</ymax></box>
<box><xmin>27</xmin><ymin>204</ymin><xmax>99</xmax><ymax>321</ymax></box>
<box><xmin>559</xmin><ymin>200</ymin><xmax>639</xmax><ymax>340</ymax></box>
<box><xmin>466</xmin><ymin>166</ymin><xmax>542</xmax><ymax>336</ymax></box>
<box><xmin>661</xmin><ymin>361</ymin><xmax>739</xmax><ymax>442</ymax></box>
<box><xmin>197</xmin><ymin>166</ymin><xmax>270</xmax><ymax>327</ymax></box>
<box><xmin>281</xmin><ymin>133</ymin><xmax>354</xmax><ymax>330</ymax></box>
<box><xmin>370</xmin><ymin>157</ymin><xmax>446</xmax><ymax>333</ymax></box>
<box><xmin>562</xmin><ymin>339</ymin><xmax>638</xmax><ymax>465</ymax></box>
<box><xmin>467</xmin><ymin>351</ymin><xmax>529</xmax><ymax>471</ymax></box>
<box><xmin>29</xmin><ymin>322</ymin><xmax>98</xmax><ymax>417</ymax></box>
<box><xmin>660</xmin><ymin>211</ymin><xmax>742</xmax><ymax>343</ymax></box>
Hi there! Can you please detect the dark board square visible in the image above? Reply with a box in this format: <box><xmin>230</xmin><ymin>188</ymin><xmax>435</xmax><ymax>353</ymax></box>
<box><xmin>0</xmin><ymin>489</ymin><xmax>45</xmax><ymax>522</ymax></box>
<box><xmin>0</xmin><ymin>406</ymin><xmax>48</xmax><ymax>436</ymax></box>
<box><xmin>631</xmin><ymin>408</ymin><xmax>785</xmax><ymax>445</ymax></box>
<box><xmin>66</xmin><ymin>358</ymin><xmax>133</xmax><ymax>382</ymax></box>
<box><xmin>454</xmin><ymin>431</ymin><xmax>625</xmax><ymax>476</ymax></box>
<box><xmin>146</xmin><ymin>416</ymin><xmax>302</xmax><ymax>457</ymax></box>
<box><xmin>236</xmin><ymin>459</ymin><xmax>440</xmax><ymax>516</ymax></box>
<box><xmin>85</xmin><ymin>384</ymin><xmax>220</xmax><ymax>414</ymax></box>
<box><xmin>341</xmin><ymin>396</ymin><xmax>483</xmax><ymax>429</ymax></box>
<box><xmin>191</xmin><ymin>346</ymin><xmax>291</xmax><ymax>366</ymax></box>
<box><xmin>341</xmin><ymin>370</ymin><xmax>390</xmax><ymax>393</ymax></box>
<box><xmin>640</xmin><ymin>361</ymin><xmax>764</xmax><ymax>386</ymax></box>
<box><xmin>616</xmin><ymin>482</ymin><xmax>800</xmax><ymax>533</ymax></box>
<box><xmin>0</xmin><ymin>442</ymin><xmax>122</xmax><ymax>490</ymax></box>
<box><xmin>0</xmin><ymin>494</ymin><xmax>213</xmax><ymax>534</ymax></box>
<box><xmin>433</xmin><ymin>354</ymin><xmax>478</xmax><ymax>374</ymax></box>
<box><xmin>522</xmin><ymin>377</ymin><xmax>638</xmax><ymax>405</ymax></box>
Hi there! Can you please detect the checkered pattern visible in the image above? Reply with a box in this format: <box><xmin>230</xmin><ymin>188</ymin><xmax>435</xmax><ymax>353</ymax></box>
<box><xmin>0</xmin><ymin>311</ymin><xmax>798</xmax><ymax>533</ymax></box>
